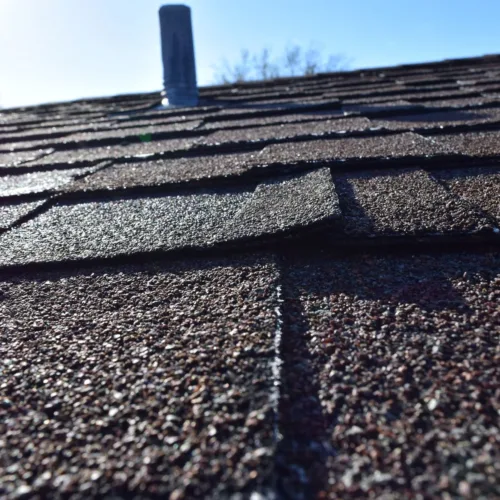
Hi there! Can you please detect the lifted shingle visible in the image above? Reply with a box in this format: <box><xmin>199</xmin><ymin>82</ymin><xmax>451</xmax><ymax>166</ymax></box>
<box><xmin>0</xmin><ymin>169</ymin><xmax>340</xmax><ymax>267</ymax></box>
<box><xmin>223</xmin><ymin>168</ymin><xmax>340</xmax><ymax>241</ymax></box>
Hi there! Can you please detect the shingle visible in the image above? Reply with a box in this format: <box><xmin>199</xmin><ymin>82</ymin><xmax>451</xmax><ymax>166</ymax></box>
<box><xmin>259</xmin><ymin>132</ymin><xmax>449</xmax><ymax>165</ymax></box>
<box><xmin>0</xmin><ymin>254</ymin><xmax>280</xmax><ymax>497</ymax></box>
<box><xmin>0</xmin><ymin>189</ymin><xmax>251</xmax><ymax>266</ymax></box>
<box><xmin>370</xmin><ymin>107</ymin><xmax>500</xmax><ymax>131</ymax></box>
<box><xmin>0</xmin><ymin>199</ymin><xmax>47</xmax><ymax>230</ymax></box>
<box><xmin>341</xmin><ymin>100</ymin><xmax>418</xmax><ymax>114</ymax></box>
<box><xmin>223</xmin><ymin>168</ymin><xmax>340</xmax><ymax>240</ymax></box>
<box><xmin>115</xmin><ymin>105</ymin><xmax>219</xmax><ymax>122</ymax></box>
<box><xmin>200</xmin><ymin>117</ymin><xmax>371</xmax><ymax>145</ymax></box>
<box><xmin>22</xmin><ymin>138</ymin><xmax>199</xmax><ymax>168</ymax></box>
<box><xmin>0</xmin><ymin>113</ymin><xmax>40</xmax><ymax>125</ymax></box>
<box><xmin>396</xmin><ymin>76</ymin><xmax>458</xmax><ymax>86</ymax></box>
<box><xmin>327</xmin><ymin>84</ymin><xmax>411</xmax><ymax>99</ymax></box>
<box><xmin>1</xmin><ymin>121</ymin><xmax>203</xmax><ymax>153</ymax></box>
<box><xmin>6</xmin><ymin>116</ymin><xmax>109</xmax><ymax>131</ymax></box>
<box><xmin>340</xmin><ymin>88</ymin><xmax>478</xmax><ymax>105</ymax></box>
<box><xmin>0</xmin><ymin>124</ymin><xmax>19</xmax><ymax>133</ymax></box>
<box><xmin>202</xmin><ymin>112</ymin><xmax>357</xmax><ymax>130</ymax></box>
<box><xmin>238</xmin><ymin>96</ymin><xmax>341</xmax><ymax>108</ymax></box>
<box><xmin>212</xmin><ymin>88</ymin><xmax>324</xmax><ymax>104</ymax></box>
<box><xmin>429</xmin><ymin>130</ymin><xmax>500</xmax><ymax>157</ymax></box>
<box><xmin>434</xmin><ymin>166</ymin><xmax>500</xmax><ymax>223</ymax></box>
<box><xmin>0</xmin><ymin>169</ymin><xmax>341</xmax><ymax>267</ymax></box>
<box><xmin>405</xmin><ymin>89</ymin><xmax>482</xmax><ymax>102</ymax></box>
<box><xmin>333</xmin><ymin>168</ymin><xmax>493</xmax><ymax>236</ymax></box>
<box><xmin>410</xmin><ymin>96</ymin><xmax>500</xmax><ymax>108</ymax></box>
<box><xmin>0</xmin><ymin>167</ymin><xmax>97</xmax><ymax>197</ymax></box>
<box><xmin>60</xmin><ymin>119</ymin><xmax>202</xmax><ymax>143</ymax></box>
<box><xmin>278</xmin><ymin>251</ymin><xmax>500</xmax><ymax>498</ymax></box>
<box><xmin>0</xmin><ymin>150</ymin><xmax>51</xmax><ymax>168</ymax></box>
<box><xmin>0</xmin><ymin>122</ymin><xmax>116</xmax><ymax>146</ymax></box>
<box><xmin>110</xmin><ymin>112</ymin><xmax>212</xmax><ymax>129</ymax></box>
<box><xmin>209</xmin><ymin>102</ymin><xmax>343</xmax><ymax>123</ymax></box>
<box><xmin>65</xmin><ymin>152</ymin><xmax>264</xmax><ymax>192</ymax></box>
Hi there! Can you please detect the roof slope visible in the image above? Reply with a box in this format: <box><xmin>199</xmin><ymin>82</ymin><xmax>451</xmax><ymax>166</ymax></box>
<box><xmin>0</xmin><ymin>55</ymin><xmax>499</xmax><ymax>499</ymax></box>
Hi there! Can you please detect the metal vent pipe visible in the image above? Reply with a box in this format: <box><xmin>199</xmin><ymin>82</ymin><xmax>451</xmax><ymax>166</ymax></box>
<box><xmin>158</xmin><ymin>5</ymin><xmax>198</xmax><ymax>106</ymax></box>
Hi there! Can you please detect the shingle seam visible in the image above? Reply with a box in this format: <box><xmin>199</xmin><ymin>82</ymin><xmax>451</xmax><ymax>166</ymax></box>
<box><xmin>71</xmin><ymin>160</ymin><xmax>113</xmax><ymax>181</ymax></box>
<box><xmin>0</xmin><ymin>197</ymin><xmax>54</xmax><ymax>234</ymax></box>
<box><xmin>273</xmin><ymin>254</ymin><xmax>334</xmax><ymax>498</ymax></box>
<box><xmin>268</xmin><ymin>263</ymin><xmax>285</xmax><ymax>498</ymax></box>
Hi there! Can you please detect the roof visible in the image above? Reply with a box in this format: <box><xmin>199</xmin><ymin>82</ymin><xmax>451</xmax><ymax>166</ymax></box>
<box><xmin>0</xmin><ymin>54</ymin><xmax>499</xmax><ymax>499</ymax></box>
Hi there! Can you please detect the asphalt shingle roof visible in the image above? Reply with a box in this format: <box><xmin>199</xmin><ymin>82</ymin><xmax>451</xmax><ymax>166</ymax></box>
<box><xmin>0</xmin><ymin>54</ymin><xmax>499</xmax><ymax>499</ymax></box>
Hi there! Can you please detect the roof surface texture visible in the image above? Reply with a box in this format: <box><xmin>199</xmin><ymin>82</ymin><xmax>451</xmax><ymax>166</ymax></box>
<box><xmin>0</xmin><ymin>55</ymin><xmax>499</xmax><ymax>499</ymax></box>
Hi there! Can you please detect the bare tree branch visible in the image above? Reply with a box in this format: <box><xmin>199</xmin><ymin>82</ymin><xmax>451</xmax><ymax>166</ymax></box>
<box><xmin>284</xmin><ymin>45</ymin><xmax>301</xmax><ymax>76</ymax></box>
<box><xmin>214</xmin><ymin>44</ymin><xmax>350</xmax><ymax>84</ymax></box>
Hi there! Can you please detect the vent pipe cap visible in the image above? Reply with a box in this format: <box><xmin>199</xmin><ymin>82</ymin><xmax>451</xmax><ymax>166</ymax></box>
<box><xmin>159</xmin><ymin>5</ymin><xmax>198</xmax><ymax>106</ymax></box>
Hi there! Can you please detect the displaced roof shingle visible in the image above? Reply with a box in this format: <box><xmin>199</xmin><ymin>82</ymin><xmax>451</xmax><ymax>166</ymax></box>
<box><xmin>0</xmin><ymin>169</ymin><xmax>340</xmax><ymax>268</ymax></box>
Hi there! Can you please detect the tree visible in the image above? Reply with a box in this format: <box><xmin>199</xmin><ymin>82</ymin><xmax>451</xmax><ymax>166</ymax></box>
<box><xmin>213</xmin><ymin>44</ymin><xmax>350</xmax><ymax>84</ymax></box>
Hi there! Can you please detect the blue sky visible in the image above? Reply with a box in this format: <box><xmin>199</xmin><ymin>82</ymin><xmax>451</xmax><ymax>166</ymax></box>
<box><xmin>1</xmin><ymin>0</ymin><xmax>500</xmax><ymax>108</ymax></box>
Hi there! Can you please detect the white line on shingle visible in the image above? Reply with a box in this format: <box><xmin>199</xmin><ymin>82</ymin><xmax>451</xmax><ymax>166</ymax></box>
<box><xmin>270</xmin><ymin>283</ymin><xmax>283</xmax><ymax>443</ymax></box>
